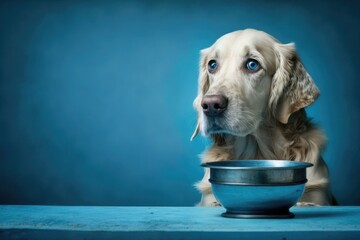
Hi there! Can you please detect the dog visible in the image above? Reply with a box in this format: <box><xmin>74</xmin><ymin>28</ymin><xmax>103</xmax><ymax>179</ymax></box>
<box><xmin>191</xmin><ymin>29</ymin><xmax>334</xmax><ymax>206</ymax></box>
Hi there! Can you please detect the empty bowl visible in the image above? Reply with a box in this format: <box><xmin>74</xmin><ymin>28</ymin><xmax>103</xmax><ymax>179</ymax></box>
<box><xmin>202</xmin><ymin>160</ymin><xmax>313</xmax><ymax>218</ymax></box>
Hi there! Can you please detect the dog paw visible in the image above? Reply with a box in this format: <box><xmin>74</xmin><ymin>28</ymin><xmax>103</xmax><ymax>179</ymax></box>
<box><xmin>296</xmin><ymin>202</ymin><xmax>320</xmax><ymax>206</ymax></box>
<box><xmin>210</xmin><ymin>201</ymin><xmax>221</xmax><ymax>207</ymax></box>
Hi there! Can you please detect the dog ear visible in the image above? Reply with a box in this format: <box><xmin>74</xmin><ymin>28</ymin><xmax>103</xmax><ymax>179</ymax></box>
<box><xmin>191</xmin><ymin>48</ymin><xmax>210</xmax><ymax>141</ymax></box>
<box><xmin>269</xmin><ymin>43</ymin><xmax>320</xmax><ymax>124</ymax></box>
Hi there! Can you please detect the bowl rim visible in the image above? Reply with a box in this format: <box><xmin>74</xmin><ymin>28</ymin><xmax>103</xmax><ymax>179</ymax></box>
<box><xmin>209</xmin><ymin>178</ymin><xmax>308</xmax><ymax>186</ymax></box>
<box><xmin>201</xmin><ymin>160</ymin><xmax>313</xmax><ymax>170</ymax></box>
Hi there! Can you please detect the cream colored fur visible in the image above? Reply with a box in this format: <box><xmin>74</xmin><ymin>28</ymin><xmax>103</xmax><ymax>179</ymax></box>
<box><xmin>192</xmin><ymin>29</ymin><xmax>334</xmax><ymax>207</ymax></box>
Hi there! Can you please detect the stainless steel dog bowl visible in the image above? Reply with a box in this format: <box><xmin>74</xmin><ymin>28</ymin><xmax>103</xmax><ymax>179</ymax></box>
<box><xmin>202</xmin><ymin>160</ymin><xmax>313</xmax><ymax>218</ymax></box>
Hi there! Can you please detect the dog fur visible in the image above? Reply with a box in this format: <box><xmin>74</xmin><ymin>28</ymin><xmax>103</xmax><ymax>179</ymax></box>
<box><xmin>192</xmin><ymin>29</ymin><xmax>334</xmax><ymax>206</ymax></box>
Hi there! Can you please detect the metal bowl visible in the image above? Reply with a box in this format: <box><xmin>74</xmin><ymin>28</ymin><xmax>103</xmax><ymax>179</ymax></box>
<box><xmin>202</xmin><ymin>160</ymin><xmax>313</xmax><ymax>218</ymax></box>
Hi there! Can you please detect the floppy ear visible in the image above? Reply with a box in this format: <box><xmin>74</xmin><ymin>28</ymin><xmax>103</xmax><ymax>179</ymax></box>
<box><xmin>191</xmin><ymin>48</ymin><xmax>210</xmax><ymax>141</ymax></box>
<box><xmin>269</xmin><ymin>43</ymin><xmax>320</xmax><ymax>124</ymax></box>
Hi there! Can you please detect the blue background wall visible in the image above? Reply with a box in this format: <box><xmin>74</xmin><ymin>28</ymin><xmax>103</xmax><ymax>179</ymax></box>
<box><xmin>1</xmin><ymin>0</ymin><xmax>359</xmax><ymax>206</ymax></box>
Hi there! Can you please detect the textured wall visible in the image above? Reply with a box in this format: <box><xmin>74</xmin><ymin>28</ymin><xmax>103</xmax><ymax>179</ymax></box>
<box><xmin>1</xmin><ymin>0</ymin><xmax>359</xmax><ymax>206</ymax></box>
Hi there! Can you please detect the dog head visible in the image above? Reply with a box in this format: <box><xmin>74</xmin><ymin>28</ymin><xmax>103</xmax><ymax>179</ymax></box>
<box><xmin>191</xmin><ymin>29</ymin><xmax>319</xmax><ymax>140</ymax></box>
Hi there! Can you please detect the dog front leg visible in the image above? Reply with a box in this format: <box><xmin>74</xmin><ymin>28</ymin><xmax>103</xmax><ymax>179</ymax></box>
<box><xmin>297</xmin><ymin>183</ymin><xmax>332</xmax><ymax>206</ymax></box>
<box><xmin>195</xmin><ymin>168</ymin><xmax>221</xmax><ymax>206</ymax></box>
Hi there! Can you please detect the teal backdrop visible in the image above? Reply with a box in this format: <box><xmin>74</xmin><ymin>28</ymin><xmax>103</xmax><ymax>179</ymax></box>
<box><xmin>1</xmin><ymin>0</ymin><xmax>359</xmax><ymax>206</ymax></box>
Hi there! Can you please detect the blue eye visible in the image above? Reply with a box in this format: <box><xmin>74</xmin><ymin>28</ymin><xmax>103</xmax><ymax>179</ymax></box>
<box><xmin>246</xmin><ymin>59</ymin><xmax>260</xmax><ymax>71</ymax></box>
<box><xmin>208</xmin><ymin>60</ymin><xmax>218</xmax><ymax>73</ymax></box>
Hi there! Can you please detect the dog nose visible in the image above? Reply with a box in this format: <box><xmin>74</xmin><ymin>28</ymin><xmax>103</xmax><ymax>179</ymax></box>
<box><xmin>201</xmin><ymin>95</ymin><xmax>228</xmax><ymax>117</ymax></box>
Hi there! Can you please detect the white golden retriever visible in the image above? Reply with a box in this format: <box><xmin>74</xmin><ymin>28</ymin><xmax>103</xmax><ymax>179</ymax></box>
<box><xmin>192</xmin><ymin>29</ymin><xmax>334</xmax><ymax>206</ymax></box>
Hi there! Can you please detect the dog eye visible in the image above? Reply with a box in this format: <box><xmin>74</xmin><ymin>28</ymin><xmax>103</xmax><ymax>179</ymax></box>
<box><xmin>208</xmin><ymin>60</ymin><xmax>218</xmax><ymax>73</ymax></box>
<box><xmin>246</xmin><ymin>59</ymin><xmax>260</xmax><ymax>71</ymax></box>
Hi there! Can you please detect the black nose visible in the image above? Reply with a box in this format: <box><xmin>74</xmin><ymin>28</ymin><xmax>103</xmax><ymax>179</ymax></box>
<box><xmin>201</xmin><ymin>95</ymin><xmax>228</xmax><ymax>117</ymax></box>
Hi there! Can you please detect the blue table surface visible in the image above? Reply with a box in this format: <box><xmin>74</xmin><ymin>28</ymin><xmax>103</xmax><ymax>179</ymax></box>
<box><xmin>0</xmin><ymin>205</ymin><xmax>359</xmax><ymax>239</ymax></box>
